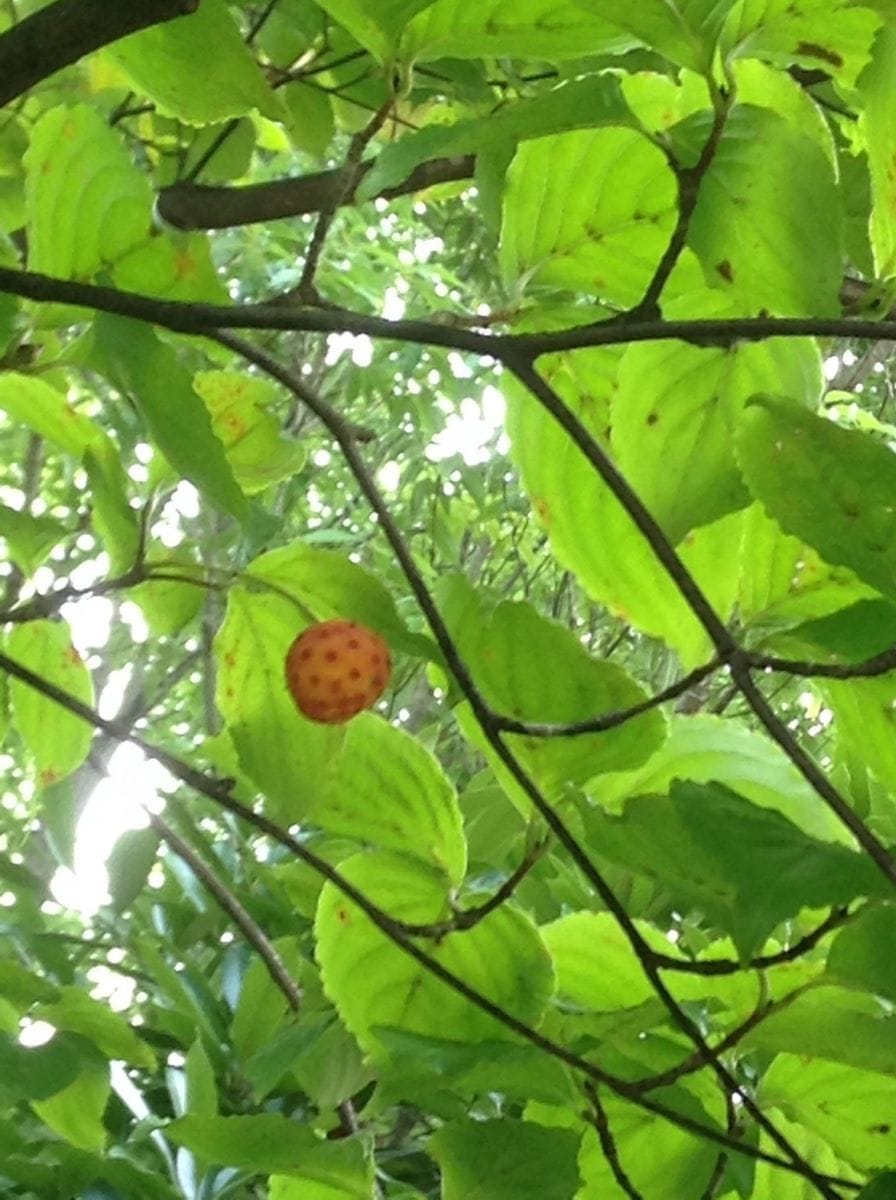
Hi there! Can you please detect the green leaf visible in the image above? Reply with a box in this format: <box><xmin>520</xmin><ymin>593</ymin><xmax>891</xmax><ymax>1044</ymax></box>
<box><xmin>231</xmin><ymin>937</ymin><xmax>303</xmax><ymax>1061</ymax></box>
<box><xmin>214</xmin><ymin>586</ymin><xmax>341</xmax><ymax>823</ymax></box>
<box><xmin>167</xmin><ymin>1113</ymin><xmax>373</xmax><ymax>1185</ymax></box>
<box><xmin>358</xmin><ymin>74</ymin><xmax>633</xmax><ymax>201</ymax></box>
<box><xmin>822</xmin><ymin>674</ymin><xmax>896</xmax><ymax>805</ymax></box>
<box><xmin>737</xmin><ymin>394</ymin><xmax>896</xmax><ymax>601</ymax></box>
<box><xmin>315</xmin><ymin>850</ymin><xmax>553</xmax><ymax>1056</ymax></box>
<box><xmin>108</xmin><ymin>0</ymin><xmax>283</xmax><ymax>123</ymax></box>
<box><xmin>569</xmin><ymin>0</ymin><xmax>736</xmax><ymax>72</ymax></box>
<box><xmin>858</xmin><ymin>1172</ymin><xmax>896</xmax><ymax>1200</ymax></box>
<box><xmin>736</xmin><ymin>503</ymin><xmax>880</xmax><ymax>635</ymax></box>
<box><xmin>859</xmin><ymin>26</ymin><xmax>896</xmax><ymax>276</ymax></box>
<box><xmin>760</xmin><ymin>1055</ymin><xmax>896</xmax><ymax>1171</ymax></box>
<box><xmin>612</xmin><ymin>336</ymin><xmax>820</xmax><ymax>541</ymax></box>
<box><xmin>82</xmin><ymin>439</ymin><xmax>139</xmax><ymax>574</ymax></box>
<box><xmin>437</xmin><ymin>576</ymin><xmax>667</xmax><ymax>799</ymax></box>
<box><xmin>129</xmin><ymin>557</ymin><xmax>204</xmax><ymax>637</ymax></box>
<box><xmin>596</xmin><ymin>713</ymin><xmax>849</xmax><ymax>843</ymax></box>
<box><xmin>541</xmin><ymin>911</ymin><xmax>760</xmax><ymax>1019</ymax></box>
<box><xmin>0</xmin><ymin>371</ymin><xmax>103</xmax><ymax>457</ymax></box>
<box><xmin>431</xmin><ymin>1118</ymin><xmax>581</xmax><ymax>1200</ymax></box>
<box><xmin>36</xmin><ymin>986</ymin><xmax>155</xmax><ymax>1068</ymax></box>
<box><xmin>184</xmin><ymin>1038</ymin><xmax>217</xmax><ymax>1118</ymax></box>
<box><xmin>93</xmin><ymin>314</ymin><xmax>248</xmax><ymax>522</ymax></box>
<box><xmin>6</xmin><ymin>620</ymin><xmax>94</xmax><ymax>786</ymax></box>
<box><xmin>0</xmin><ymin>503</ymin><xmax>67</xmax><ymax>574</ymax></box>
<box><xmin>245</xmin><ymin>541</ymin><xmax>432</xmax><ymax>658</ymax></box>
<box><xmin>193</xmin><ymin>370</ymin><xmax>306</xmax><ymax>495</ymax></box>
<box><xmin>31</xmin><ymin>1063</ymin><xmax>109</xmax><ymax>1153</ymax></box>
<box><xmin>500</xmin><ymin>127</ymin><xmax>676</xmax><ymax>307</ymax></box>
<box><xmin>113</xmin><ymin>231</ymin><xmax>230</xmax><ymax>303</ymax></box>
<box><xmin>745</xmin><ymin>985</ymin><xmax>896</xmax><ymax>1076</ymax></box>
<box><xmin>528</xmin><ymin>1096</ymin><xmax>720</xmax><ymax>1200</ymax></box>
<box><xmin>723</xmin><ymin>0</ymin><xmax>880</xmax><ymax>87</ymax></box>
<box><xmin>0</xmin><ymin>1030</ymin><xmax>90</xmax><ymax>1101</ymax></box>
<box><xmin>583</xmin><ymin>780</ymin><xmax>891</xmax><ymax>958</ymax></box>
<box><xmin>687</xmin><ymin>105</ymin><xmax>842</xmax><ymax>315</ymax></box>
<box><xmin>402</xmin><ymin>1</ymin><xmax>632</xmax><ymax>61</ymax></box>
<box><xmin>284</xmin><ymin>83</ymin><xmax>335</xmax><ymax>160</ymax></box>
<box><xmin>105</xmin><ymin>826</ymin><xmax>160</xmax><ymax>913</ymax></box>
<box><xmin>307</xmin><ymin>0</ymin><xmax>433</xmax><ymax>61</ymax></box>
<box><xmin>505</xmin><ymin>369</ymin><xmax>740</xmax><ymax>665</ymax></box>
<box><xmin>374</xmin><ymin>1029</ymin><xmax>577</xmax><ymax>1106</ymax></box>
<box><xmin>753</xmin><ymin>1110</ymin><xmax>864</xmax><ymax>1200</ymax></box>
<box><xmin>269</xmin><ymin>1145</ymin><xmax>375</xmax><ymax>1200</ymax></box>
<box><xmin>827</xmin><ymin>905</ymin><xmax>896</xmax><ymax>1002</ymax></box>
<box><xmin>24</xmin><ymin>104</ymin><xmax>152</xmax><ymax>279</ymax></box>
<box><xmin>311</xmin><ymin>711</ymin><xmax>467</xmax><ymax>883</ymax></box>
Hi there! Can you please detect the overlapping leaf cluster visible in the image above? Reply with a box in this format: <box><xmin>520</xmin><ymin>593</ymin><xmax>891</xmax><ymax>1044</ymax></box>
<box><xmin>0</xmin><ymin>1</ymin><xmax>895</xmax><ymax>1198</ymax></box>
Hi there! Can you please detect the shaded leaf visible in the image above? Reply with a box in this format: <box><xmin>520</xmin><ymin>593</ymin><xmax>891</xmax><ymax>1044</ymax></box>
<box><xmin>93</xmin><ymin>314</ymin><xmax>248</xmax><ymax>523</ymax></box>
<box><xmin>584</xmin><ymin>780</ymin><xmax>890</xmax><ymax>958</ymax></box>
<box><xmin>737</xmin><ymin>394</ymin><xmax>896</xmax><ymax>601</ymax></box>
<box><xmin>167</xmin><ymin>1113</ymin><xmax>373</xmax><ymax>1185</ymax></box>
<box><xmin>431</xmin><ymin>1117</ymin><xmax>581</xmax><ymax>1200</ymax></box>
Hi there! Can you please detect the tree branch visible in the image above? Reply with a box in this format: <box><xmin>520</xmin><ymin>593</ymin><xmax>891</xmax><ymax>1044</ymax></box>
<box><xmin>0</xmin><ymin>0</ymin><xmax>200</xmax><ymax>108</ymax></box>
<box><xmin>6</xmin><ymin>265</ymin><xmax>896</xmax><ymax>362</ymax></box>
<box><xmin>156</xmin><ymin>154</ymin><xmax>475</xmax><ymax>230</ymax></box>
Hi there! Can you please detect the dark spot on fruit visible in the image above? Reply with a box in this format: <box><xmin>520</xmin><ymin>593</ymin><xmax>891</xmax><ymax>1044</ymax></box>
<box><xmin>300</xmin><ymin>647</ymin><xmax>312</xmax><ymax>660</ymax></box>
<box><xmin>371</xmin><ymin>654</ymin><xmax>381</xmax><ymax>666</ymax></box>
<box><xmin>325</xmin><ymin>650</ymin><xmax>338</xmax><ymax>662</ymax></box>
<box><xmin>348</xmin><ymin>638</ymin><xmax>360</xmax><ymax>649</ymax></box>
<box><xmin>349</xmin><ymin>668</ymin><xmax>361</xmax><ymax>680</ymax></box>
<box><xmin>330</xmin><ymin>680</ymin><xmax>342</xmax><ymax>693</ymax></box>
<box><xmin>373</xmin><ymin>675</ymin><xmax>384</xmax><ymax>688</ymax></box>
<box><xmin>309</xmin><ymin>674</ymin><xmax>320</xmax><ymax>685</ymax></box>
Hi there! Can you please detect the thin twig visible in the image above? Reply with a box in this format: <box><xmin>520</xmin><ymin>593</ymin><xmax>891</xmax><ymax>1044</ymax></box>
<box><xmin>583</xmin><ymin>1081</ymin><xmax>644</xmax><ymax>1200</ymax></box>
<box><xmin>291</xmin><ymin>100</ymin><xmax>392</xmax><ymax>302</ymax></box>
<box><xmin>492</xmin><ymin>658</ymin><xmax>720</xmax><ymax>737</ymax></box>
<box><xmin>651</xmin><ymin>907</ymin><xmax>852</xmax><ymax>976</ymax></box>
<box><xmin>149</xmin><ymin>813</ymin><xmax>302</xmax><ymax>1010</ymax></box>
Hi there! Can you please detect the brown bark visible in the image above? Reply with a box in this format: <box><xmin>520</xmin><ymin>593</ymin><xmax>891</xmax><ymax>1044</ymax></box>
<box><xmin>156</xmin><ymin>153</ymin><xmax>476</xmax><ymax>230</ymax></box>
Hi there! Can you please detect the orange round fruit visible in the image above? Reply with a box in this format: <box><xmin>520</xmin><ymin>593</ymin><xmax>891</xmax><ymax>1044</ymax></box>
<box><xmin>284</xmin><ymin>619</ymin><xmax>391</xmax><ymax>724</ymax></box>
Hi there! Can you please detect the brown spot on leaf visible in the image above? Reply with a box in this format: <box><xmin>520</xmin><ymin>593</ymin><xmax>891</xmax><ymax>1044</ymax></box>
<box><xmin>716</xmin><ymin>260</ymin><xmax>734</xmax><ymax>282</ymax></box>
<box><xmin>795</xmin><ymin>41</ymin><xmax>844</xmax><ymax>68</ymax></box>
<box><xmin>534</xmin><ymin>497</ymin><xmax>551</xmax><ymax>525</ymax></box>
<box><xmin>647</xmin><ymin>412</ymin><xmax>659</xmax><ymax>426</ymax></box>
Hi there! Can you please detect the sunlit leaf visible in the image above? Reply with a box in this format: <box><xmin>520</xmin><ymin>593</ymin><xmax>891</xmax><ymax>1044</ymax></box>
<box><xmin>108</xmin><ymin>0</ymin><xmax>283</xmax><ymax>123</ymax></box>
<box><xmin>500</xmin><ymin>127</ymin><xmax>676</xmax><ymax>307</ymax></box>
<box><xmin>6</xmin><ymin>620</ymin><xmax>94</xmax><ymax>786</ymax></box>
<box><xmin>315</xmin><ymin>850</ymin><xmax>553</xmax><ymax>1056</ymax></box>
<box><xmin>24</xmin><ymin>105</ymin><xmax>152</xmax><ymax>279</ymax></box>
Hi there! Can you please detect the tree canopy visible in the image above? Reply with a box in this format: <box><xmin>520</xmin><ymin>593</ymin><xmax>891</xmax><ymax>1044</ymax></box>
<box><xmin>1</xmin><ymin>2</ymin><xmax>896</xmax><ymax>1198</ymax></box>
